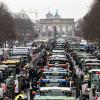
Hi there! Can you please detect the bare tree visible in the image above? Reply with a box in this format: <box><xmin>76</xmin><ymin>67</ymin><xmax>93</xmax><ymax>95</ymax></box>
<box><xmin>0</xmin><ymin>2</ymin><xmax>16</xmax><ymax>47</ymax></box>
<box><xmin>82</xmin><ymin>0</ymin><xmax>100</xmax><ymax>43</ymax></box>
<box><xmin>14</xmin><ymin>13</ymin><xmax>35</xmax><ymax>44</ymax></box>
<box><xmin>74</xmin><ymin>19</ymin><xmax>83</xmax><ymax>38</ymax></box>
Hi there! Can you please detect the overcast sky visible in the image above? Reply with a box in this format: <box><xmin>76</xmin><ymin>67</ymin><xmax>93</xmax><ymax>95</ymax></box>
<box><xmin>0</xmin><ymin>0</ymin><xmax>93</xmax><ymax>20</ymax></box>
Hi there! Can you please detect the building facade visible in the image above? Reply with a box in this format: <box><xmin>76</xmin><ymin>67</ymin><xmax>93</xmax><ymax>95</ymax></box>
<box><xmin>39</xmin><ymin>11</ymin><xmax>75</xmax><ymax>38</ymax></box>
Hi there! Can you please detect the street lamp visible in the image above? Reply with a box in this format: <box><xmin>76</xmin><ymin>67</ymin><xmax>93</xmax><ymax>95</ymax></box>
<box><xmin>54</xmin><ymin>26</ymin><xmax>57</xmax><ymax>40</ymax></box>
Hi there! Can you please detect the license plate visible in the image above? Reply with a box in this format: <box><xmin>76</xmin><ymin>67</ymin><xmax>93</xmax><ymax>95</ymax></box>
<box><xmin>50</xmin><ymin>79</ymin><xmax>58</xmax><ymax>82</ymax></box>
<box><xmin>52</xmin><ymin>73</ymin><xmax>59</xmax><ymax>75</ymax></box>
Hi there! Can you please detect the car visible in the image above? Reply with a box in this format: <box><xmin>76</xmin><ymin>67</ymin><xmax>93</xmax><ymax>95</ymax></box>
<box><xmin>38</xmin><ymin>67</ymin><xmax>69</xmax><ymax>87</ymax></box>
<box><xmin>89</xmin><ymin>69</ymin><xmax>100</xmax><ymax>99</ymax></box>
<box><xmin>2</xmin><ymin>59</ymin><xmax>21</xmax><ymax>75</ymax></box>
<box><xmin>49</xmin><ymin>54</ymin><xmax>66</xmax><ymax>60</ymax></box>
<box><xmin>34</xmin><ymin>87</ymin><xmax>76</xmax><ymax>100</ymax></box>
<box><xmin>47</xmin><ymin>57</ymin><xmax>69</xmax><ymax>68</ymax></box>
<box><xmin>52</xmin><ymin>50</ymin><xmax>65</xmax><ymax>55</ymax></box>
<box><xmin>43</xmin><ymin>67</ymin><xmax>68</xmax><ymax>79</ymax></box>
<box><xmin>83</xmin><ymin>62</ymin><xmax>100</xmax><ymax>81</ymax></box>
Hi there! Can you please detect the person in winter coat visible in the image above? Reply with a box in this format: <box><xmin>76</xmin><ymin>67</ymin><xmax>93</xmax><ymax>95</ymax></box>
<box><xmin>92</xmin><ymin>86</ymin><xmax>97</xmax><ymax>96</ymax></box>
<box><xmin>76</xmin><ymin>86</ymin><xmax>81</xmax><ymax>99</ymax></box>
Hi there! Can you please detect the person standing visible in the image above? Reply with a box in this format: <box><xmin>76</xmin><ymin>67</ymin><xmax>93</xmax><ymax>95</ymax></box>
<box><xmin>76</xmin><ymin>86</ymin><xmax>81</xmax><ymax>99</ymax></box>
<box><xmin>92</xmin><ymin>86</ymin><xmax>97</xmax><ymax>97</ymax></box>
<box><xmin>30</xmin><ymin>89</ymin><xmax>36</xmax><ymax>100</ymax></box>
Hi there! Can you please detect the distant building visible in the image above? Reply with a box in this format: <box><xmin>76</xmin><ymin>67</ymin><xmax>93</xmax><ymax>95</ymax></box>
<box><xmin>46</xmin><ymin>11</ymin><xmax>54</xmax><ymax>19</ymax></box>
<box><xmin>39</xmin><ymin>11</ymin><xmax>74</xmax><ymax>38</ymax></box>
<box><xmin>12</xmin><ymin>12</ymin><xmax>29</xmax><ymax>19</ymax></box>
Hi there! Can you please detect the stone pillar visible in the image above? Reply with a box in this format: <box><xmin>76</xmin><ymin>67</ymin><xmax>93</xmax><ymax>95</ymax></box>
<box><xmin>39</xmin><ymin>25</ymin><xmax>43</xmax><ymax>37</ymax></box>
<box><xmin>60</xmin><ymin>25</ymin><xmax>62</xmax><ymax>34</ymax></box>
<box><xmin>46</xmin><ymin>26</ymin><xmax>48</xmax><ymax>32</ymax></box>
